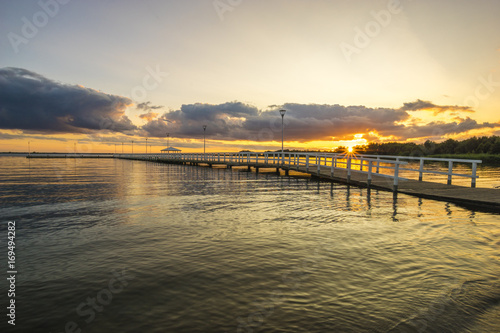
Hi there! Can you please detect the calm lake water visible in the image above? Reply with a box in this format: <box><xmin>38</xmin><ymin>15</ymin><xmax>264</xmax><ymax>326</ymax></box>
<box><xmin>1</xmin><ymin>157</ymin><xmax>499</xmax><ymax>332</ymax></box>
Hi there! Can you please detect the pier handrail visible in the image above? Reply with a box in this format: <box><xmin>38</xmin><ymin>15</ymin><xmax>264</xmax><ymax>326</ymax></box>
<box><xmin>353</xmin><ymin>153</ymin><xmax>481</xmax><ymax>187</ymax></box>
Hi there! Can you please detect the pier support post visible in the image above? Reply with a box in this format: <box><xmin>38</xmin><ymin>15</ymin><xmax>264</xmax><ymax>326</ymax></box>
<box><xmin>447</xmin><ymin>161</ymin><xmax>453</xmax><ymax>185</ymax></box>
<box><xmin>471</xmin><ymin>162</ymin><xmax>477</xmax><ymax>188</ymax></box>
<box><xmin>418</xmin><ymin>159</ymin><xmax>424</xmax><ymax>181</ymax></box>
<box><xmin>285</xmin><ymin>169</ymin><xmax>289</xmax><ymax>176</ymax></box>
<box><xmin>367</xmin><ymin>161</ymin><xmax>373</xmax><ymax>187</ymax></box>
<box><xmin>347</xmin><ymin>156</ymin><xmax>352</xmax><ymax>183</ymax></box>
<box><xmin>393</xmin><ymin>163</ymin><xmax>400</xmax><ymax>192</ymax></box>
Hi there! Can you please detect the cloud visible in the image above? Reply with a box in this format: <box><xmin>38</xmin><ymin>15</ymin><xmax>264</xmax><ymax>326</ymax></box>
<box><xmin>1</xmin><ymin>71</ymin><xmax>496</xmax><ymax>147</ymax></box>
<box><xmin>389</xmin><ymin>117</ymin><xmax>499</xmax><ymax>139</ymax></box>
<box><xmin>141</xmin><ymin>100</ymin><xmax>499</xmax><ymax>144</ymax></box>
<box><xmin>400</xmin><ymin>99</ymin><xmax>474</xmax><ymax>115</ymax></box>
<box><xmin>139</xmin><ymin>112</ymin><xmax>159</xmax><ymax>122</ymax></box>
<box><xmin>0</xmin><ymin>67</ymin><xmax>136</xmax><ymax>133</ymax></box>
<box><xmin>147</xmin><ymin>101</ymin><xmax>260</xmax><ymax>139</ymax></box>
<box><xmin>136</xmin><ymin>101</ymin><xmax>163</xmax><ymax>111</ymax></box>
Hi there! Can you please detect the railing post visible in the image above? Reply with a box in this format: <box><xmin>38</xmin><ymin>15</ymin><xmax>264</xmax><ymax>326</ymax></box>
<box><xmin>331</xmin><ymin>155</ymin><xmax>335</xmax><ymax>177</ymax></box>
<box><xmin>471</xmin><ymin>162</ymin><xmax>477</xmax><ymax>188</ymax></box>
<box><xmin>347</xmin><ymin>156</ymin><xmax>351</xmax><ymax>182</ymax></box>
<box><xmin>317</xmin><ymin>155</ymin><xmax>321</xmax><ymax>175</ymax></box>
<box><xmin>367</xmin><ymin>161</ymin><xmax>373</xmax><ymax>186</ymax></box>
<box><xmin>360</xmin><ymin>158</ymin><xmax>363</xmax><ymax>172</ymax></box>
<box><xmin>306</xmin><ymin>155</ymin><xmax>309</xmax><ymax>172</ymax></box>
<box><xmin>447</xmin><ymin>161</ymin><xmax>453</xmax><ymax>185</ymax></box>
<box><xmin>418</xmin><ymin>159</ymin><xmax>424</xmax><ymax>181</ymax></box>
<box><xmin>376</xmin><ymin>156</ymin><xmax>380</xmax><ymax>173</ymax></box>
<box><xmin>393</xmin><ymin>163</ymin><xmax>400</xmax><ymax>192</ymax></box>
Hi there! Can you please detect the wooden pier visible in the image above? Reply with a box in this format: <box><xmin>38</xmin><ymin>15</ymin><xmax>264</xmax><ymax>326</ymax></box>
<box><xmin>26</xmin><ymin>152</ymin><xmax>499</xmax><ymax>211</ymax></box>
<box><xmin>116</xmin><ymin>152</ymin><xmax>499</xmax><ymax>211</ymax></box>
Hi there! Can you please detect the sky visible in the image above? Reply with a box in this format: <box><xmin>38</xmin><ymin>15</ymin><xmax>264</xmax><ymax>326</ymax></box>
<box><xmin>1</xmin><ymin>0</ymin><xmax>500</xmax><ymax>153</ymax></box>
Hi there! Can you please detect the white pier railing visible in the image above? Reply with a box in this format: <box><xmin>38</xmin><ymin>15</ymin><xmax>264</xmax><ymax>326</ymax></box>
<box><xmin>355</xmin><ymin>154</ymin><xmax>482</xmax><ymax>188</ymax></box>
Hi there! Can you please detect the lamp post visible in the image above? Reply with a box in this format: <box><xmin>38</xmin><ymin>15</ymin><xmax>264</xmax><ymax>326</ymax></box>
<box><xmin>279</xmin><ymin>109</ymin><xmax>286</xmax><ymax>164</ymax></box>
<box><xmin>28</xmin><ymin>141</ymin><xmax>30</xmax><ymax>156</ymax></box>
<box><xmin>145</xmin><ymin>138</ymin><xmax>148</xmax><ymax>154</ymax></box>
<box><xmin>132</xmin><ymin>140</ymin><xmax>134</xmax><ymax>154</ymax></box>
<box><xmin>115</xmin><ymin>144</ymin><xmax>117</xmax><ymax>154</ymax></box>
<box><xmin>166</xmin><ymin>132</ymin><xmax>170</xmax><ymax>147</ymax></box>
<box><xmin>74</xmin><ymin>142</ymin><xmax>76</xmax><ymax>154</ymax></box>
<box><xmin>203</xmin><ymin>125</ymin><xmax>207</xmax><ymax>158</ymax></box>
<box><xmin>122</xmin><ymin>142</ymin><xmax>123</xmax><ymax>154</ymax></box>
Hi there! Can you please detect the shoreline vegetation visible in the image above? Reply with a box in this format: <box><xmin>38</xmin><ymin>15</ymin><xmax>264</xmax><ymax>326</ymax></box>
<box><xmin>354</xmin><ymin>136</ymin><xmax>500</xmax><ymax>165</ymax></box>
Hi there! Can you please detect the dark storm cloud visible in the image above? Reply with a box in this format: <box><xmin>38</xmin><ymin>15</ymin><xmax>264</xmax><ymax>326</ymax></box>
<box><xmin>142</xmin><ymin>100</ymin><xmax>498</xmax><ymax>143</ymax></box>
<box><xmin>0</xmin><ymin>67</ymin><xmax>136</xmax><ymax>133</ymax></box>
<box><xmin>401</xmin><ymin>99</ymin><xmax>473</xmax><ymax>114</ymax></box>
<box><xmin>144</xmin><ymin>101</ymin><xmax>261</xmax><ymax>139</ymax></box>
<box><xmin>143</xmin><ymin>102</ymin><xmax>409</xmax><ymax>142</ymax></box>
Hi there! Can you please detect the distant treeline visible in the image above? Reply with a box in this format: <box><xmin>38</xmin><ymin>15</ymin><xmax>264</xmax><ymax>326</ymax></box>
<box><xmin>353</xmin><ymin>136</ymin><xmax>500</xmax><ymax>156</ymax></box>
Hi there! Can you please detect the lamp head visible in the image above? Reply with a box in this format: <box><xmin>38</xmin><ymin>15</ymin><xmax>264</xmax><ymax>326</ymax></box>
<box><xmin>203</xmin><ymin>125</ymin><xmax>207</xmax><ymax>130</ymax></box>
<box><xmin>279</xmin><ymin>109</ymin><xmax>286</xmax><ymax>117</ymax></box>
